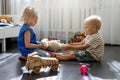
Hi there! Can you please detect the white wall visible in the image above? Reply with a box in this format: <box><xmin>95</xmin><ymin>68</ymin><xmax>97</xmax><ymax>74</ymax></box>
<box><xmin>0</xmin><ymin>0</ymin><xmax>2</xmax><ymax>14</ymax></box>
<box><xmin>6</xmin><ymin>0</ymin><xmax>120</xmax><ymax>44</ymax></box>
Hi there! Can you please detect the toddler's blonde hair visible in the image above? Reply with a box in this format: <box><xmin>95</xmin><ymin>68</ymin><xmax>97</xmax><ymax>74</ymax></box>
<box><xmin>21</xmin><ymin>6</ymin><xmax>38</xmax><ymax>24</ymax></box>
<box><xmin>84</xmin><ymin>15</ymin><xmax>101</xmax><ymax>30</ymax></box>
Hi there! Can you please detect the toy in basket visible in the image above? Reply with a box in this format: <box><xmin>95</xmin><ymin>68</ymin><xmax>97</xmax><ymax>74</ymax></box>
<box><xmin>70</xmin><ymin>31</ymin><xmax>86</xmax><ymax>43</ymax></box>
<box><xmin>25</xmin><ymin>52</ymin><xmax>59</xmax><ymax>73</ymax></box>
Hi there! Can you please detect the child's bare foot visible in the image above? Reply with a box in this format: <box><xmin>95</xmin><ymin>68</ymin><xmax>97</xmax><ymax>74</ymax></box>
<box><xmin>55</xmin><ymin>54</ymin><xmax>64</xmax><ymax>60</ymax></box>
<box><xmin>48</xmin><ymin>52</ymin><xmax>57</xmax><ymax>57</ymax></box>
<box><xmin>19</xmin><ymin>56</ymin><xmax>27</xmax><ymax>61</ymax></box>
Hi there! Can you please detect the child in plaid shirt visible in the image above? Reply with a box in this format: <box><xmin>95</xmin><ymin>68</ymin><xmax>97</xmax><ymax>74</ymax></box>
<box><xmin>54</xmin><ymin>15</ymin><xmax>104</xmax><ymax>61</ymax></box>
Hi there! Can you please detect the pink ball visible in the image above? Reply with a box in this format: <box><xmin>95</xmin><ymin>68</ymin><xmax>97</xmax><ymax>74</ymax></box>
<box><xmin>80</xmin><ymin>64</ymin><xmax>88</xmax><ymax>75</ymax></box>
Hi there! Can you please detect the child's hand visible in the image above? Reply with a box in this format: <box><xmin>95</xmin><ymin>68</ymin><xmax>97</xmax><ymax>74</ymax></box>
<box><xmin>62</xmin><ymin>44</ymin><xmax>70</xmax><ymax>50</ymax></box>
<box><xmin>40</xmin><ymin>43</ymin><xmax>48</xmax><ymax>50</ymax></box>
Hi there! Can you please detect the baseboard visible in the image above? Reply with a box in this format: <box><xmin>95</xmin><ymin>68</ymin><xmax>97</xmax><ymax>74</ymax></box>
<box><xmin>105</xmin><ymin>43</ymin><xmax>120</xmax><ymax>46</ymax></box>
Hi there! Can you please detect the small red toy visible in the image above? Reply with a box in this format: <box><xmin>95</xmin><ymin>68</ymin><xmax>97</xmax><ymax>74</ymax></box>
<box><xmin>80</xmin><ymin>64</ymin><xmax>88</xmax><ymax>75</ymax></box>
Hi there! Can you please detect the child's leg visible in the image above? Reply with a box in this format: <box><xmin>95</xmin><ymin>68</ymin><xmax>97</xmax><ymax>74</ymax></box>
<box><xmin>34</xmin><ymin>49</ymin><xmax>51</xmax><ymax>57</ymax></box>
<box><xmin>55</xmin><ymin>51</ymin><xmax>76</xmax><ymax>60</ymax></box>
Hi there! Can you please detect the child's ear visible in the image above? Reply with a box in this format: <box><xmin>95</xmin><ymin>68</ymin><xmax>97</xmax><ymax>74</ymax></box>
<box><xmin>94</xmin><ymin>25</ymin><xmax>97</xmax><ymax>30</ymax></box>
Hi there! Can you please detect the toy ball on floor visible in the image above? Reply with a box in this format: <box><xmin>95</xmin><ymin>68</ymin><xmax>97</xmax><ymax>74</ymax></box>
<box><xmin>80</xmin><ymin>64</ymin><xmax>88</xmax><ymax>75</ymax></box>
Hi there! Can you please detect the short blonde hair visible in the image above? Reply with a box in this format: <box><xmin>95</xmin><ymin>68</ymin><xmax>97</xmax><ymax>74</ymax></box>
<box><xmin>84</xmin><ymin>15</ymin><xmax>102</xmax><ymax>30</ymax></box>
<box><xmin>21</xmin><ymin>6</ymin><xmax>38</xmax><ymax>24</ymax></box>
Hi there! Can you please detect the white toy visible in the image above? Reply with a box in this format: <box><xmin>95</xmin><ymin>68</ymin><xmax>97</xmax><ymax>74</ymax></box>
<box><xmin>41</xmin><ymin>38</ymin><xmax>64</xmax><ymax>50</ymax></box>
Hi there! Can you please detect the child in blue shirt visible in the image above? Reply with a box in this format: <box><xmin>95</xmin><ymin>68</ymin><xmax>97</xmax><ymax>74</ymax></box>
<box><xmin>18</xmin><ymin>6</ymin><xmax>50</xmax><ymax>60</ymax></box>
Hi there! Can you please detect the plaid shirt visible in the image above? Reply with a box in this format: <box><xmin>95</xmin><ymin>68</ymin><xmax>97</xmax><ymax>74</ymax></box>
<box><xmin>84</xmin><ymin>33</ymin><xmax>104</xmax><ymax>61</ymax></box>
